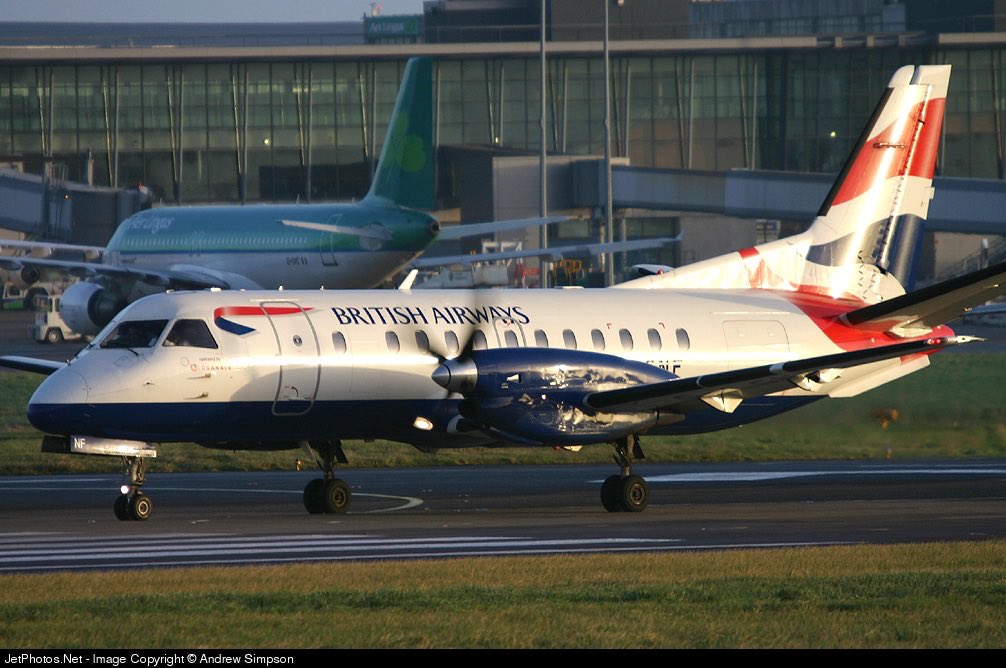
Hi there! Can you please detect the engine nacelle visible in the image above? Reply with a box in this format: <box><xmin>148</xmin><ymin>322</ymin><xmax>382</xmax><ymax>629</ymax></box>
<box><xmin>19</xmin><ymin>266</ymin><xmax>40</xmax><ymax>287</ymax></box>
<box><xmin>59</xmin><ymin>281</ymin><xmax>127</xmax><ymax>336</ymax></box>
<box><xmin>436</xmin><ymin>348</ymin><xmax>677</xmax><ymax>446</ymax></box>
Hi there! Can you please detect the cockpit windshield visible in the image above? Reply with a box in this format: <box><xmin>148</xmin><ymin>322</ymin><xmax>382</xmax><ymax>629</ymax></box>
<box><xmin>99</xmin><ymin>319</ymin><xmax>169</xmax><ymax>349</ymax></box>
<box><xmin>163</xmin><ymin>319</ymin><xmax>218</xmax><ymax>349</ymax></box>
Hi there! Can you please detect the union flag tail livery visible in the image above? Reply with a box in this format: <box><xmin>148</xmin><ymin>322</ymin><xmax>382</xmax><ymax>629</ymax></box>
<box><xmin>620</xmin><ymin>64</ymin><xmax>950</xmax><ymax>303</ymax></box>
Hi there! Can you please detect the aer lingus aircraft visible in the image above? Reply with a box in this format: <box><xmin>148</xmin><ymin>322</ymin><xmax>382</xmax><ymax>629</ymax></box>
<box><xmin>6</xmin><ymin>64</ymin><xmax>999</xmax><ymax>522</ymax></box>
<box><xmin>1</xmin><ymin>57</ymin><xmax>651</xmax><ymax>336</ymax></box>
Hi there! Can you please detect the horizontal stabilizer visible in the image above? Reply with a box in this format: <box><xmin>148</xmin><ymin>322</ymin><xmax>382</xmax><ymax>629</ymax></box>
<box><xmin>584</xmin><ymin>336</ymin><xmax>964</xmax><ymax>414</ymax></box>
<box><xmin>0</xmin><ymin>356</ymin><xmax>67</xmax><ymax>375</ymax></box>
<box><xmin>841</xmin><ymin>259</ymin><xmax>1006</xmax><ymax>337</ymax></box>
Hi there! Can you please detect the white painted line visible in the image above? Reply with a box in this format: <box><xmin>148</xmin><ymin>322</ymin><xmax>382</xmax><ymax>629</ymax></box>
<box><xmin>0</xmin><ymin>537</ymin><xmax>682</xmax><ymax>564</ymax></box>
<box><xmin>0</xmin><ymin>534</ymin><xmax>522</xmax><ymax>555</ymax></box>
<box><xmin>637</xmin><ymin>468</ymin><xmax>1006</xmax><ymax>483</ymax></box>
<box><xmin>0</xmin><ymin>541</ymin><xmax>857</xmax><ymax>572</ymax></box>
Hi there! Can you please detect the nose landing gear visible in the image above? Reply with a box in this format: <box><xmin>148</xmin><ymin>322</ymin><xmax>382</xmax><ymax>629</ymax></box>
<box><xmin>115</xmin><ymin>456</ymin><xmax>153</xmax><ymax>521</ymax></box>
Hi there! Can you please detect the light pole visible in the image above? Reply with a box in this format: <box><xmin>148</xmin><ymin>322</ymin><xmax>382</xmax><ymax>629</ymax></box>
<box><xmin>603</xmin><ymin>0</ymin><xmax>614</xmax><ymax>286</ymax></box>
<box><xmin>540</xmin><ymin>0</ymin><xmax>549</xmax><ymax>288</ymax></box>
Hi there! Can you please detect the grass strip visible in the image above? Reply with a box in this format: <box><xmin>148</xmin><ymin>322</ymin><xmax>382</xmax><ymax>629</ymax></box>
<box><xmin>2</xmin><ymin>541</ymin><xmax>1004</xmax><ymax>648</ymax></box>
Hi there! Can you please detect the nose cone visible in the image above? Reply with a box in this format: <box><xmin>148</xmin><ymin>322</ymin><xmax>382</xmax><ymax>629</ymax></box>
<box><xmin>27</xmin><ymin>368</ymin><xmax>89</xmax><ymax>434</ymax></box>
<box><xmin>431</xmin><ymin>358</ymin><xmax>477</xmax><ymax>394</ymax></box>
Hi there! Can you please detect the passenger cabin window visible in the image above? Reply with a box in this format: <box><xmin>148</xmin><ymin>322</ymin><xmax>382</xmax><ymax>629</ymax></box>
<box><xmin>619</xmin><ymin>328</ymin><xmax>633</xmax><ymax>351</ymax></box>
<box><xmin>385</xmin><ymin>331</ymin><xmax>401</xmax><ymax>353</ymax></box>
<box><xmin>445</xmin><ymin>330</ymin><xmax>460</xmax><ymax>355</ymax></box>
<box><xmin>591</xmin><ymin>329</ymin><xmax>605</xmax><ymax>351</ymax></box>
<box><xmin>504</xmin><ymin>330</ymin><xmax>519</xmax><ymax>348</ymax></box>
<box><xmin>562</xmin><ymin>329</ymin><xmax>577</xmax><ymax>350</ymax></box>
<box><xmin>534</xmin><ymin>329</ymin><xmax>549</xmax><ymax>347</ymax></box>
<box><xmin>647</xmin><ymin>328</ymin><xmax>662</xmax><ymax>351</ymax></box>
<box><xmin>472</xmin><ymin>330</ymin><xmax>488</xmax><ymax>350</ymax></box>
<box><xmin>415</xmin><ymin>330</ymin><xmax>430</xmax><ymax>353</ymax></box>
<box><xmin>332</xmin><ymin>332</ymin><xmax>347</xmax><ymax>354</ymax></box>
<box><xmin>676</xmin><ymin>328</ymin><xmax>691</xmax><ymax>351</ymax></box>
<box><xmin>100</xmin><ymin>319</ymin><xmax>169</xmax><ymax>349</ymax></box>
<box><xmin>163</xmin><ymin>319</ymin><xmax>218</xmax><ymax>349</ymax></box>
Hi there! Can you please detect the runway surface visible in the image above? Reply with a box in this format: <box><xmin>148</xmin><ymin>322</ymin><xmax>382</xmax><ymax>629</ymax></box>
<box><xmin>1</xmin><ymin>460</ymin><xmax>1004</xmax><ymax>572</ymax></box>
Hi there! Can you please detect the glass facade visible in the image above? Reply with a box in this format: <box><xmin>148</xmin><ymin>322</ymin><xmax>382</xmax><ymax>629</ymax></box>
<box><xmin>0</xmin><ymin>45</ymin><xmax>1002</xmax><ymax>203</ymax></box>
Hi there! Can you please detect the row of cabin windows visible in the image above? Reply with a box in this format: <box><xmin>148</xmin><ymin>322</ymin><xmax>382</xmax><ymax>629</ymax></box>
<box><xmin>331</xmin><ymin>327</ymin><xmax>691</xmax><ymax>355</ymax></box>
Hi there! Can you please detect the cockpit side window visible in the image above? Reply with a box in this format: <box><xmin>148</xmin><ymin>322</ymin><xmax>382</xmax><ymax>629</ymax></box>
<box><xmin>100</xmin><ymin>319</ymin><xmax>169</xmax><ymax>349</ymax></box>
<box><xmin>163</xmin><ymin>319</ymin><xmax>219</xmax><ymax>349</ymax></box>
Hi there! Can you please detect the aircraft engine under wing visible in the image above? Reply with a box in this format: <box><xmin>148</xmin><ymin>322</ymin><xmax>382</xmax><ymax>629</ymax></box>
<box><xmin>584</xmin><ymin>336</ymin><xmax>970</xmax><ymax>415</ymax></box>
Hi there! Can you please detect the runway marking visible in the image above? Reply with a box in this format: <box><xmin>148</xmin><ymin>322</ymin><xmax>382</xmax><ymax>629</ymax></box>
<box><xmin>0</xmin><ymin>536</ymin><xmax>852</xmax><ymax>573</ymax></box>
<box><xmin>0</xmin><ymin>484</ymin><xmax>424</xmax><ymax>512</ymax></box>
<box><xmin>0</xmin><ymin>533</ymin><xmax>689</xmax><ymax>571</ymax></box>
<box><xmin>0</xmin><ymin>536</ymin><xmax>683</xmax><ymax>563</ymax></box>
<box><xmin>0</xmin><ymin>478</ymin><xmax>106</xmax><ymax>484</ymax></box>
<box><xmin>362</xmin><ymin>493</ymin><xmax>424</xmax><ymax>513</ymax></box>
<box><xmin>639</xmin><ymin>467</ymin><xmax>1006</xmax><ymax>483</ymax></box>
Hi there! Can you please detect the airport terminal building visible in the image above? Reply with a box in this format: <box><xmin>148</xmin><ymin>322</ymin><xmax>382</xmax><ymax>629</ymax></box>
<box><xmin>3</xmin><ymin>0</ymin><xmax>1006</xmax><ymax>281</ymax></box>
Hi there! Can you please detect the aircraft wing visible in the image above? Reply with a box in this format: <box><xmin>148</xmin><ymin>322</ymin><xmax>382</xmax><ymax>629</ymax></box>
<box><xmin>434</xmin><ymin>216</ymin><xmax>569</xmax><ymax>241</ymax></box>
<box><xmin>0</xmin><ymin>256</ymin><xmax>227</xmax><ymax>289</ymax></box>
<box><xmin>0</xmin><ymin>356</ymin><xmax>67</xmax><ymax>375</ymax></box>
<box><xmin>584</xmin><ymin>336</ymin><xmax>968</xmax><ymax>415</ymax></box>
<box><xmin>410</xmin><ymin>236</ymin><xmax>680</xmax><ymax>269</ymax></box>
<box><xmin>0</xmin><ymin>239</ymin><xmax>105</xmax><ymax>261</ymax></box>
<box><xmin>841</xmin><ymin>260</ymin><xmax>1006</xmax><ymax>337</ymax></box>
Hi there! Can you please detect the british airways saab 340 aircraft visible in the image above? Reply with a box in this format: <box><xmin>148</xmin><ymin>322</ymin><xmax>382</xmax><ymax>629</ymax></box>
<box><xmin>6</xmin><ymin>64</ymin><xmax>1002</xmax><ymax>522</ymax></box>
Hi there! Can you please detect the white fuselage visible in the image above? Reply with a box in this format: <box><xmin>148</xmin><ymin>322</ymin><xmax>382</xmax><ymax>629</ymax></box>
<box><xmin>27</xmin><ymin>287</ymin><xmax>944</xmax><ymax>450</ymax></box>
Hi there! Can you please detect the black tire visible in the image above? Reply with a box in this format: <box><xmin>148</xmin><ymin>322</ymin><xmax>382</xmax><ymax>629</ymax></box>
<box><xmin>45</xmin><ymin>328</ymin><xmax>63</xmax><ymax>344</ymax></box>
<box><xmin>619</xmin><ymin>475</ymin><xmax>648</xmax><ymax>513</ymax></box>
<box><xmin>320</xmin><ymin>478</ymin><xmax>351</xmax><ymax>514</ymax></box>
<box><xmin>600</xmin><ymin>475</ymin><xmax>623</xmax><ymax>513</ymax></box>
<box><xmin>303</xmin><ymin>478</ymin><xmax>325</xmax><ymax>514</ymax></box>
<box><xmin>128</xmin><ymin>493</ymin><xmax>153</xmax><ymax>521</ymax></box>
<box><xmin>113</xmin><ymin>494</ymin><xmax>130</xmax><ymax>521</ymax></box>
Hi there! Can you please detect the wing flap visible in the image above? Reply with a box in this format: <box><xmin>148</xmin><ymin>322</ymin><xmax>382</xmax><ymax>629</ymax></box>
<box><xmin>841</xmin><ymin>260</ymin><xmax>1006</xmax><ymax>336</ymax></box>
<box><xmin>584</xmin><ymin>336</ymin><xmax>964</xmax><ymax>414</ymax></box>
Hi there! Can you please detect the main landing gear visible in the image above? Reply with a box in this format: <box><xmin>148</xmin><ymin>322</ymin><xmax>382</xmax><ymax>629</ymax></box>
<box><xmin>300</xmin><ymin>440</ymin><xmax>352</xmax><ymax>514</ymax></box>
<box><xmin>114</xmin><ymin>456</ymin><xmax>153</xmax><ymax>521</ymax></box>
<box><xmin>600</xmin><ymin>434</ymin><xmax>649</xmax><ymax>513</ymax></box>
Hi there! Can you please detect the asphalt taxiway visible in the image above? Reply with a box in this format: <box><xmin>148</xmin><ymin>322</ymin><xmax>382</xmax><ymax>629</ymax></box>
<box><xmin>0</xmin><ymin>460</ymin><xmax>1004</xmax><ymax>572</ymax></box>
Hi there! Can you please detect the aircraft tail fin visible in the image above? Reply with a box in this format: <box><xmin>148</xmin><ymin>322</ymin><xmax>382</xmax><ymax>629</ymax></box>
<box><xmin>798</xmin><ymin>64</ymin><xmax>950</xmax><ymax>300</ymax></box>
<box><xmin>362</xmin><ymin>57</ymin><xmax>435</xmax><ymax>211</ymax></box>
<box><xmin>615</xmin><ymin>64</ymin><xmax>950</xmax><ymax>303</ymax></box>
